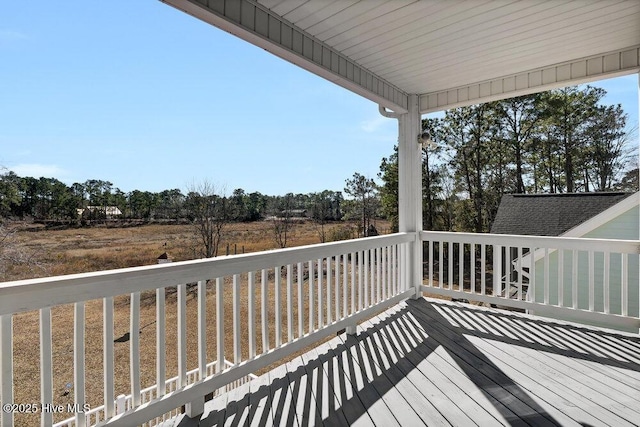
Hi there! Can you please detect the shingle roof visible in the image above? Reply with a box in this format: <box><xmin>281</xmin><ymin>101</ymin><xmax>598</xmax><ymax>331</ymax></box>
<box><xmin>490</xmin><ymin>192</ymin><xmax>633</xmax><ymax>236</ymax></box>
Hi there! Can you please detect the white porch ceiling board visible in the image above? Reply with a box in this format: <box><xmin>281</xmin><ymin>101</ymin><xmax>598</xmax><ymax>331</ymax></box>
<box><xmin>305</xmin><ymin>0</ymin><xmax>394</xmax><ymax>39</ymax></box>
<box><xmin>331</xmin><ymin>1</ymin><xmax>461</xmax><ymax>55</ymax></box>
<box><xmin>408</xmin><ymin>26</ymin><xmax>640</xmax><ymax>94</ymax></box>
<box><xmin>164</xmin><ymin>0</ymin><xmax>640</xmax><ymax>113</ymax></box>
<box><xmin>392</xmin><ymin>13</ymin><xmax>640</xmax><ymax>93</ymax></box>
<box><xmin>344</xmin><ymin>0</ymin><xmax>518</xmax><ymax>62</ymax></box>
<box><xmin>365</xmin><ymin>1</ymin><xmax>600</xmax><ymax>77</ymax></box>
<box><xmin>357</xmin><ymin>0</ymin><xmax>637</xmax><ymax>92</ymax></box>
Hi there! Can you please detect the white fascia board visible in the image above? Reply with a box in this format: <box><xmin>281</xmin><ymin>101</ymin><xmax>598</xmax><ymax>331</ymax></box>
<box><xmin>561</xmin><ymin>192</ymin><xmax>640</xmax><ymax>239</ymax></box>
<box><xmin>420</xmin><ymin>46</ymin><xmax>640</xmax><ymax>113</ymax></box>
<box><xmin>161</xmin><ymin>0</ymin><xmax>409</xmax><ymax>113</ymax></box>
<box><xmin>522</xmin><ymin>192</ymin><xmax>640</xmax><ymax>266</ymax></box>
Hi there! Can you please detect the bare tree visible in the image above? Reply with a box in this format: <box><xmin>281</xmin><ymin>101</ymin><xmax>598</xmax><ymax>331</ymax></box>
<box><xmin>185</xmin><ymin>181</ymin><xmax>230</xmax><ymax>258</ymax></box>
<box><xmin>272</xmin><ymin>193</ymin><xmax>294</xmax><ymax>248</ymax></box>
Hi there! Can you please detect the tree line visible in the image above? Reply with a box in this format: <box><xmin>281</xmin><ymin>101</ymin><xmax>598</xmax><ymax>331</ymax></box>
<box><xmin>379</xmin><ymin>85</ymin><xmax>638</xmax><ymax>233</ymax></box>
<box><xmin>1</xmin><ymin>84</ymin><xmax>637</xmax><ymax>242</ymax></box>
<box><xmin>0</xmin><ymin>174</ymin><xmax>347</xmax><ymax>224</ymax></box>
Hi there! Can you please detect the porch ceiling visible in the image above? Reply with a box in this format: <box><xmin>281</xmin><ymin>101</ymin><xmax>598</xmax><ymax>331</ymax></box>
<box><xmin>162</xmin><ymin>0</ymin><xmax>640</xmax><ymax>113</ymax></box>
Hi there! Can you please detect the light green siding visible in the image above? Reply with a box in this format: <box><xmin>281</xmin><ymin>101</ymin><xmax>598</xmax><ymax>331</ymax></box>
<box><xmin>531</xmin><ymin>205</ymin><xmax>639</xmax><ymax>320</ymax></box>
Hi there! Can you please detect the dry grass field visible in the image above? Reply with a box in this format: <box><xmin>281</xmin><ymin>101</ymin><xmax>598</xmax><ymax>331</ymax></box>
<box><xmin>5</xmin><ymin>219</ymin><xmax>392</xmax><ymax>425</ymax></box>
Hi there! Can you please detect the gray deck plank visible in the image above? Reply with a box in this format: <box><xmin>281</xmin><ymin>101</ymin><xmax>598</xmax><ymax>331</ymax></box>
<box><xmin>333</xmin><ymin>330</ymin><xmax>403</xmax><ymax>427</ymax></box>
<box><xmin>170</xmin><ymin>297</ymin><xmax>640</xmax><ymax>427</ymax></box>
<box><xmin>265</xmin><ymin>361</ymin><xmax>299</xmax><ymax>427</ymax></box>
<box><xmin>360</xmin><ymin>317</ymin><xmax>475</xmax><ymax>426</ymax></box>
<box><xmin>440</xmin><ymin>301</ymin><xmax>640</xmax><ymax>424</ymax></box>
<box><xmin>321</xmin><ymin>332</ymin><xmax>377</xmax><ymax>427</ymax></box>
<box><xmin>414</xmin><ymin>300</ymin><xmax>638</xmax><ymax>427</ymax></box>
<box><xmin>407</xmin><ymin>299</ymin><xmax>565</xmax><ymax>426</ymax></box>
<box><xmin>364</xmin><ymin>311</ymin><xmax>506</xmax><ymax>427</ymax></box>
<box><xmin>336</xmin><ymin>330</ymin><xmax>429</xmax><ymax>427</ymax></box>
<box><xmin>300</xmin><ymin>342</ymin><xmax>351</xmax><ymax>426</ymax></box>
<box><xmin>247</xmin><ymin>370</ymin><xmax>273</xmax><ymax>427</ymax></box>
<box><xmin>284</xmin><ymin>354</ymin><xmax>322</xmax><ymax>427</ymax></box>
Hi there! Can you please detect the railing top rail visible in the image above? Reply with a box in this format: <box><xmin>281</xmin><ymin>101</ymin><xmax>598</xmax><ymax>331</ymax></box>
<box><xmin>0</xmin><ymin>232</ymin><xmax>413</xmax><ymax>316</ymax></box>
<box><xmin>421</xmin><ymin>230</ymin><xmax>640</xmax><ymax>253</ymax></box>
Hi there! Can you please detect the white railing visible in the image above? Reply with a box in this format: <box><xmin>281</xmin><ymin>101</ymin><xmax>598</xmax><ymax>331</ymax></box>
<box><xmin>0</xmin><ymin>233</ymin><xmax>413</xmax><ymax>427</ymax></box>
<box><xmin>53</xmin><ymin>360</ymin><xmax>257</xmax><ymax>427</ymax></box>
<box><xmin>421</xmin><ymin>231</ymin><xmax>640</xmax><ymax>332</ymax></box>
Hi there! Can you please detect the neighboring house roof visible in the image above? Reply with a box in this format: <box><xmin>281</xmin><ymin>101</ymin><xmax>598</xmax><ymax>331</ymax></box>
<box><xmin>490</xmin><ymin>192</ymin><xmax>635</xmax><ymax>236</ymax></box>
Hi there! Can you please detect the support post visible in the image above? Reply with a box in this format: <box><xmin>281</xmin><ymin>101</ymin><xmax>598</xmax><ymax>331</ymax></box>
<box><xmin>397</xmin><ymin>94</ymin><xmax>423</xmax><ymax>299</ymax></box>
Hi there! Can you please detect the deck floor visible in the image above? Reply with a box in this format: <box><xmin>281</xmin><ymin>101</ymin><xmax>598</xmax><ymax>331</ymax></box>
<box><xmin>166</xmin><ymin>297</ymin><xmax>640</xmax><ymax>426</ymax></box>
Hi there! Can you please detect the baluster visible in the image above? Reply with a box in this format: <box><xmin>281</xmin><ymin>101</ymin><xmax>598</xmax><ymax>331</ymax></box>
<box><xmin>261</xmin><ymin>269</ymin><xmax>269</xmax><ymax>351</ymax></box>
<box><xmin>528</xmin><ymin>247</ymin><xmax>535</xmax><ymax>302</ymax></box>
<box><xmin>1</xmin><ymin>314</ymin><xmax>13</xmax><ymax>427</ymax></box>
<box><xmin>275</xmin><ymin>267</ymin><xmax>281</xmax><ymax>347</ymax></box>
<box><xmin>470</xmin><ymin>243</ymin><xmax>475</xmax><ymax>294</ymax></box>
<box><xmin>377</xmin><ymin>247</ymin><xmax>382</xmax><ymax>302</ymax></box>
<box><xmin>156</xmin><ymin>288</ymin><xmax>166</xmax><ymax>397</ymax></box>
<box><xmin>364</xmin><ymin>250</ymin><xmax>369</xmax><ymax>307</ymax></box>
<box><xmin>198</xmin><ymin>280</ymin><xmax>206</xmax><ymax>379</ymax></box>
<box><xmin>248</xmin><ymin>272</ymin><xmax>256</xmax><ymax>358</ymax></box>
<box><xmin>287</xmin><ymin>264</ymin><xmax>293</xmax><ymax>343</ymax></box>
<box><xmin>603</xmin><ymin>252</ymin><xmax>610</xmax><ymax>314</ymax></box>
<box><xmin>350</xmin><ymin>252</ymin><xmax>356</xmax><ymax>314</ymax></box>
<box><xmin>128</xmin><ymin>292</ymin><xmax>139</xmax><ymax>414</ymax></box>
<box><xmin>317</xmin><ymin>259</ymin><xmax>323</xmax><ymax>328</ymax></box>
<box><xmin>480</xmin><ymin>244</ymin><xmax>486</xmax><ymax>296</ymax></box>
<box><xmin>342</xmin><ymin>254</ymin><xmax>348</xmax><ymax>319</ymax></box>
<box><xmin>234</xmin><ymin>274</ymin><xmax>242</xmax><ymax>360</ymax></box>
<box><xmin>358</xmin><ymin>251</ymin><xmax>363</xmax><ymax>311</ymax></box>
<box><xmin>104</xmin><ymin>297</ymin><xmax>115</xmax><ymax>419</ymax></box>
<box><xmin>438</xmin><ymin>241</ymin><xmax>443</xmax><ymax>289</ymax></box>
<box><xmin>327</xmin><ymin>257</ymin><xmax>332</xmax><ymax>324</ymax></box>
<box><xmin>309</xmin><ymin>260</ymin><xmax>315</xmax><ymax>332</ymax></box>
<box><xmin>517</xmin><ymin>247</ymin><xmax>523</xmax><ymax>300</ymax></box>
<box><xmin>40</xmin><ymin>308</ymin><xmax>53</xmax><ymax>427</ymax></box>
<box><xmin>216</xmin><ymin>278</ymin><xmax>224</xmax><ymax>373</ymax></box>
<box><xmin>372</xmin><ymin>248</ymin><xmax>378</xmax><ymax>302</ymax></box>
<box><xmin>448</xmin><ymin>241</ymin><xmax>454</xmax><ymax>290</ymax></box>
<box><xmin>493</xmin><ymin>245</ymin><xmax>502</xmax><ymax>297</ymax></box>
<box><xmin>335</xmin><ymin>256</ymin><xmax>340</xmax><ymax>321</ymax></box>
<box><xmin>382</xmin><ymin>246</ymin><xmax>388</xmax><ymax>300</ymax></box>
<box><xmin>572</xmin><ymin>250</ymin><xmax>578</xmax><ymax>309</ymax></box>
<box><xmin>558</xmin><ymin>250</ymin><xmax>564</xmax><ymax>307</ymax></box>
<box><xmin>393</xmin><ymin>245</ymin><xmax>398</xmax><ymax>295</ymax></box>
<box><xmin>297</xmin><ymin>263</ymin><xmax>303</xmax><ymax>338</ymax></box>
<box><xmin>588</xmin><ymin>251</ymin><xmax>595</xmax><ymax>312</ymax></box>
<box><xmin>428</xmin><ymin>240</ymin><xmax>433</xmax><ymax>288</ymax></box>
<box><xmin>459</xmin><ymin>242</ymin><xmax>464</xmax><ymax>293</ymax></box>
<box><xmin>621</xmin><ymin>253</ymin><xmax>628</xmax><ymax>316</ymax></box>
<box><xmin>177</xmin><ymin>285</ymin><xmax>187</xmax><ymax>387</ymax></box>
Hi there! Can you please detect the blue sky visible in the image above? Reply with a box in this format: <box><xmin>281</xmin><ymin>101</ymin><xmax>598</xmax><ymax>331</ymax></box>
<box><xmin>1</xmin><ymin>2</ymin><xmax>638</xmax><ymax>196</ymax></box>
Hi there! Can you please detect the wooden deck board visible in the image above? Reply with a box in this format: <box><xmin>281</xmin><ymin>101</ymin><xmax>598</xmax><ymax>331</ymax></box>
<box><xmin>426</xmin><ymin>301</ymin><xmax>640</xmax><ymax>425</ymax></box>
<box><xmin>177</xmin><ymin>297</ymin><xmax>640</xmax><ymax>427</ymax></box>
<box><xmin>364</xmin><ymin>313</ymin><xmax>507</xmax><ymax>427</ymax></box>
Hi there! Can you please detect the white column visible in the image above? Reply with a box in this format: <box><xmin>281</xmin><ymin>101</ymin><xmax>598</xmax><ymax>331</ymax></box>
<box><xmin>397</xmin><ymin>94</ymin><xmax>423</xmax><ymax>298</ymax></box>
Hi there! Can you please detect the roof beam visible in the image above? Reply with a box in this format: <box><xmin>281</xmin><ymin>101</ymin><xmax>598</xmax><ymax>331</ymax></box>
<box><xmin>161</xmin><ymin>0</ymin><xmax>409</xmax><ymax>113</ymax></box>
<box><xmin>420</xmin><ymin>45</ymin><xmax>640</xmax><ymax>113</ymax></box>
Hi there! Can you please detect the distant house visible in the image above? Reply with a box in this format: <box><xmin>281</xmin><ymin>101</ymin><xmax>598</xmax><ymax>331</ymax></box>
<box><xmin>280</xmin><ymin>209</ymin><xmax>307</xmax><ymax>218</ymax></box>
<box><xmin>78</xmin><ymin>205</ymin><xmax>123</xmax><ymax>219</ymax></box>
<box><xmin>491</xmin><ymin>192</ymin><xmax>639</xmax><ymax>324</ymax></box>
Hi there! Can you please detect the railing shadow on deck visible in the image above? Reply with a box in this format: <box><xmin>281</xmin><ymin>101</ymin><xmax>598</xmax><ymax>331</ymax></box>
<box><xmin>166</xmin><ymin>298</ymin><xmax>640</xmax><ymax>427</ymax></box>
